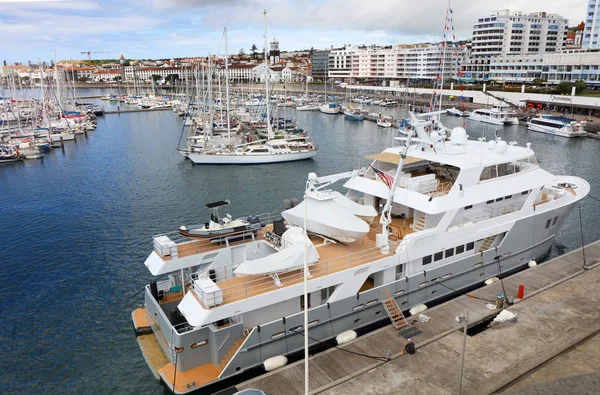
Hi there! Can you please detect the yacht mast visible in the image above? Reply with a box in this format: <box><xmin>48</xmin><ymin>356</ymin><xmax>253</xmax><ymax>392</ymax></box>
<box><xmin>208</xmin><ymin>54</ymin><xmax>214</xmax><ymax>136</ymax></box>
<box><xmin>437</xmin><ymin>0</ymin><xmax>452</xmax><ymax>115</ymax></box>
<box><xmin>224</xmin><ymin>27</ymin><xmax>231</xmax><ymax>143</ymax></box>
<box><xmin>264</xmin><ymin>9</ymin><xmax>273</xmax><ymax>140</ymax></box>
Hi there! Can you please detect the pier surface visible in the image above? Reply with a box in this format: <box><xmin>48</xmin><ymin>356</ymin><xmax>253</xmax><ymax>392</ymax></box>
<box><xmin>236</xmin><ymin>241</ymin><xmax>600</xmax><ymax>395</ymax></box>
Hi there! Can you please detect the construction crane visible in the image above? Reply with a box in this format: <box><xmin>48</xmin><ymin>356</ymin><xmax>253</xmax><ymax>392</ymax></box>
<box><xmin>80</xmin><ymin>51</ymin><xmax>111</xmax><ymax>64</ymax></box>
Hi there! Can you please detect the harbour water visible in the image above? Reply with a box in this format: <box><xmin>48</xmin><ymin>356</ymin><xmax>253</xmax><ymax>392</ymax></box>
<box><xmin>2</xmin><ymin>92</ymin><xmax>600</xmax><ymax>394</ymax></box>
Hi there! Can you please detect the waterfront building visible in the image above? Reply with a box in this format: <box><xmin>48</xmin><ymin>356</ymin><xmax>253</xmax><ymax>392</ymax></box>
<box><xmin>541</xmin><ymin>48</ymin><xmax>600</xmax><ymax>85</ymax></box>
<box><xmin>583</xmin><ymin>0</ymin><xmax>600</xmax><ymax>49</ymax></box>
<box><xmin>488</xmin><ymin>54</ymin><xmax>544</xmax><ymax>82</ymax></box>
<box><xmin>310</xmin><ymin>49</ymin><xmax>331</xmax><ymax>81</ymax></box>
<box><xmin>226</xmin><ymin>64</ymin><xmax>256</xmax><ymax>82</ymax></box>
<box><xmin>252</xmin><ymin>62</ymin><xmax>281</xmax><ymax>82</ymax></box>
<box><xmin>326</xmin><ymin>43</ymin><xmax>468</xmax><ymax>83</ymax></box>
<box><xmin>464</xmin><ymin>9</ymin><xmax>569</xmax><ymax>81</ymax></box>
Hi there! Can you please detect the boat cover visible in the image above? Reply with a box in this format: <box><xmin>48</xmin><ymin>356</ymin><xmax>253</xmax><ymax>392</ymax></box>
<box><xmin>282</xmin><ymin>194</ymin><xmax>370</xmax><ymax>242</ymax></box>
<box><xmin>234</xmin><ymin>237</ymin><xmax>319</xmax><ymax>276</ymax></box>
<box><xmin>328</xmin><ymin>191</ymin><xmax>377</xmax><ymax>221</ymax></box>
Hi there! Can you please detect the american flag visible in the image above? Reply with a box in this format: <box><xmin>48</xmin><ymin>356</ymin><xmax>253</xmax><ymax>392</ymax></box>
<box><xmin>370</xmin><ymin>165</ymin><xmax>394</xmax><ymax>189</ymax></box>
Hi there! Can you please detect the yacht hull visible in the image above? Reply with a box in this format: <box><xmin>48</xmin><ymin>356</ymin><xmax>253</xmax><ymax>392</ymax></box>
<box><xmin>184</xmin><ymin>150</ymin><xmax>317</xmax><ymax>164</ymax></box>
<box><xmin>138</xmin><ymin>198</ymin><xmax>579</xmax><ymax>394</ymax></box>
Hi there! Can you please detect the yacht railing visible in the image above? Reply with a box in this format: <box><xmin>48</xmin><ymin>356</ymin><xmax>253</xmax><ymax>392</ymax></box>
<box><xmin>484</xmin><ymin>203</ymin><xmax>518</xmax><ymax>218</ymax></box>
<box><xmin>152</xmin><ymin>210</ymin><xmax>283</xmax><ymax>258</ymax></box>
<box><xmin>196</xmin><ymin>241</ymin><xmax>399</xmax><ymax>306</ymax></box>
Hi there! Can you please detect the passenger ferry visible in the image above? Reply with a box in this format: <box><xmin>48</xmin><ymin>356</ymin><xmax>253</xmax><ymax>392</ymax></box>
<box><xmin>132</xmin><ymin>112</ymin><xmax>589</xmax><ymax>394</ymax></box>
<box><xmin>527</xmin><ymin>115</ymin><xmax>587</xmax><ymax>138</ymax></box>
<box><xmin>469</xmin><ymin>102</ymin><xmax>519</xmax><ymax>126</ymax></box>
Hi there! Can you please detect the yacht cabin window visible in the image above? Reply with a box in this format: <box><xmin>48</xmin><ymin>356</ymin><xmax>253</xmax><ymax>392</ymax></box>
<box><xmin>545</xmin><ymin>219</ymin><xmax>552</xmax><ymax>229</ymax></box>
<box><xmin>445</xmin><ymin>248</ymin><xmax>454</xmax><ymax>258</ymax></box>
<box><xmin>434</xmin><ymin>251</ymin><xmax>443</xmax><ymax>261</ymax></box>
<box><xmin>423</xmin><ymin>255</ymin><xmax>432</xmax><ymax>265</ymax></box>
<box><xmin>456</xmin><ymin>245</ymin><xmax>465</xmax><ymax>254</ymax></box>
<box><xmin>479</xmin><ymin>156</ymin><xmax>539</xmax><ymax>182</ymax></box>
<box><xmin>466</xmin><ymin>242</ymin><xmax>475</xmax><ymax>251</ymax></box>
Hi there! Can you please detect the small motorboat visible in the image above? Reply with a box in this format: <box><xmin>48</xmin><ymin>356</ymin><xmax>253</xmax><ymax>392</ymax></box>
<box><xmin>0</xmin><ymin>144</ymin><xmax>23</xmax><ymax>164</ymax></box>
<box><xmin>446</xmin><ymin>107</ymin><xmax>469</xmax><ymax>117</ymax></box>
<box><xmin>179</xmin><ymin>200</ymin><xmax>262</xmax><ymax>238</ymax></box>
<box><xmin>344</xmin><ymin>109</ymin><xmax>365</xmax><ymax>121</ymax></box>
<box><xmin>377</xmin><ymin>119</ymin><xmax>392</xmax><ymax>128</ymax></box>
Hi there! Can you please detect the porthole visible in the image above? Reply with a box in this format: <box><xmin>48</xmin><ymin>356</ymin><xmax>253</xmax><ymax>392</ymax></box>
<box><xmin>191</xmin><ymin>340</ymin><xmax>208</xmax><ymax>349</ymax></box>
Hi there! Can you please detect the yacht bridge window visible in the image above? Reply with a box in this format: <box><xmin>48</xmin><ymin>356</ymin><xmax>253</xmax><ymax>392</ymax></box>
<box><xmin>479</xmin><ymin>155</ymin><xmax>539</xmax><ymax>182</ymax></box>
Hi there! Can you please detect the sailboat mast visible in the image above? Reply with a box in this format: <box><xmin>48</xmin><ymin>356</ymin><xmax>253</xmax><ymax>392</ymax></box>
<box><xmin>208</xmin><ymin>54</ymin><xmax>214</xmax><ymax>136</ymax></box>
<box><xmin>263</xmin><ymin>9</ymin><xmax>273</xmax><ymax>140</ymax></box>
<box><xmin>224</xmin><ymin>27</ymin><xmax>232</xmax><ymax>142</ymax></box>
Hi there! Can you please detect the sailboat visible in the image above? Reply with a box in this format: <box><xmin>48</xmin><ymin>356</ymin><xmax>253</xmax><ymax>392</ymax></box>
<box><xmin>344</xmin><ymin>76</ymin><xmax>364</xmax><ymax>121</ymax></box>
<box><xmin>183</xmin><ymin>12</ymin><xmax>317</xmax><ymax>165</ymax></box>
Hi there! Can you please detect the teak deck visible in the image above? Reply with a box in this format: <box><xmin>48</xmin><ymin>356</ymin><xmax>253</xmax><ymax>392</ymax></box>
<box><xmin>213</xmin><ymin>216</ymin><xmax>415</xmax><ymax>305</ymax></box>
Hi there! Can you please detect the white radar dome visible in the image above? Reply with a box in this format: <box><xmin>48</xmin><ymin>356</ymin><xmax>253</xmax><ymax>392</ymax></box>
<box><xmin>496</xmin><ymin>140</ymin><xmax>508</xmax><ymax>154</ymax></box>
<box><xmin>487</xmin><ymin>140</ymin><xmax>497</xmax><ymax>150</ymax></box>
<box><xmin>450</xmin><ymin>127</ymin><xmax>467</xmax><ymax>145</ymax></box>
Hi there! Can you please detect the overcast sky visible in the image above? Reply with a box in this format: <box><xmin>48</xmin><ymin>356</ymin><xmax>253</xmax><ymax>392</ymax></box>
<box><xmin>0</xmin><ymin>0</ymin><xmax>589</xmax><ymax>63</ymax></box>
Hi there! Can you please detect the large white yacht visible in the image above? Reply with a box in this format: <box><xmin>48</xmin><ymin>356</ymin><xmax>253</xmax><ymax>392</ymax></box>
<box><xmin>469</xmin><ymin>102</ymin><xmax>519</xmax><ymax>126</ymax></box>
<box><xmin>132</xmin><ymin>112</ymin><xmax>588</xmax><ymax>394</ymax></box>
<box><xmin>527</xmin><ymin>115</ymin><xmax>587</xmax><ymax>138</ymax></box>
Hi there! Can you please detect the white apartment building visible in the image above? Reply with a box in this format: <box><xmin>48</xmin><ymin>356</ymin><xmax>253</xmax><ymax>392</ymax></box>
<box><xmin>464</xmin><ymin>9</ymin><xmax>568</xmax><ymax>80</ymax></box>
<box><xmin>541</xmin><ymin>49</ymin><xmax>600</xmax><ymax>85</ymax></box>
<box><xmin>327</xmin><ymin>43</ymin><xmax>467</xmax><ymax>82</ymax></box>
<box><xmin>488</xmin><ymin>54</ymin><xmax>544</xmax><ymax>82</ymax></box>
<box><xmin>583</xmin><ymin>0</ymin><xmax>600</xmax><ymax>49</ymax></box>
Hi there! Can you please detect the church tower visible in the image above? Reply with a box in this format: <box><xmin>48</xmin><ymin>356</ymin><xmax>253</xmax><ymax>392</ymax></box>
<box><xmin>269</xmin><ymin>38</ymin><xmax>280</xmax><ymax>64</ymax></box>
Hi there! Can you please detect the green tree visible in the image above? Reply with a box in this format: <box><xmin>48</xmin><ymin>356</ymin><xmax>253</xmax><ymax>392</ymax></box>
<box><xmin>556</xmin><ymin>81</ymin><xmax>573</xmax><ymax>95</ymax></box>
<box><xmin>250</xmin><ymin>44</ymin><xmax>258</xmax><ymax>58</ymax></box>
<box><xmin>165</xmin><ymin>74</ymin><xmax>179</xmax><ymax>82</ymax></box>
<box><xmin>575</xmin><ymin>80</ymin><xmax>587</xmax><ymax>95</ymax></box>
<box><xmin>151</xmin><ymin>74</ymin><xmax>162</xmax><ymax>82</ymax></box>
<box><xmin>78</xmin><ymin>76</ymin><xmax>89</xmax><ymax>82</ymax></box>
<box><xmin>113</xmin><ymin>76</ymin><xmax>122</xmax><ymax>81</ymax></box>
<box><xmin>531</xmin><ymin>78</ymin><xmax>543</xmax><ymax>85</ymax></box>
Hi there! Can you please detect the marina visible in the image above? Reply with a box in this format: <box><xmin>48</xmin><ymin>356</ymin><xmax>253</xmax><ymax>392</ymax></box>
<box><xmin>4</xmin><ymin>1</ymin><xmax>600</xmax><ymax>394</ymax></box>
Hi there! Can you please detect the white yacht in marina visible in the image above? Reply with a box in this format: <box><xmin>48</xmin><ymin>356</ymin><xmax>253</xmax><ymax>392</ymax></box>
<box><xmin>527</xmin><ymin>115</ymin><xmax>587</xmax><ymax>138</ymax></box>
<box><xmin>469</xmin><ymin>102</ymin><xmax>519</xmax><ymax>126</ymax></box>
<box><xmin>133</xmin><ymin>111</ymin><xmax>589</xmax><ymax>394</ymax></box>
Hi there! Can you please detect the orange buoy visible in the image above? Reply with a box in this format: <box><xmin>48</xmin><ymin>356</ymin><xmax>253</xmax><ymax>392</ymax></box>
<box><xmin>518</xmin><ymin>283</ymin><xmax>525</xmax><ymax>299</ymax></box>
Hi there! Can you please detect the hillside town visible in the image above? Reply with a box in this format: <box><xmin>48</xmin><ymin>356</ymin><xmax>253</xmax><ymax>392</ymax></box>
<box><xmin>2</xmin><ymin>8</ymin><xmax>600</xmax><ymax>89</ymax></box>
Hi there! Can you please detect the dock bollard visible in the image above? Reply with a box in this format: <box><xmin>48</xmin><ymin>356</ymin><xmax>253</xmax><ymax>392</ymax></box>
<box><xmin>495</xmin><ymin>293</ymin><xmax>504</xmax><ymax>309</ymax></box>
<box><xmin>517</xmin><ymin>284</ymin><xmax>525</xmax><ymax>299</ymax></box>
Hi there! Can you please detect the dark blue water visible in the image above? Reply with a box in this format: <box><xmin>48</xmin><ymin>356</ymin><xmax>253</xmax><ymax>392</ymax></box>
<box><xmin>1</xmin><ymin>99</ymin><xmax>599</xmax><ymax>394</ymax></box>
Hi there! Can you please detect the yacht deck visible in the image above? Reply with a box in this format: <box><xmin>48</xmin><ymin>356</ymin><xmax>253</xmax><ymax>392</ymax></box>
<box><xmin>211</xmin><ymin>216</ymin><xmax>415</xmax><ymax>306</ymax></box>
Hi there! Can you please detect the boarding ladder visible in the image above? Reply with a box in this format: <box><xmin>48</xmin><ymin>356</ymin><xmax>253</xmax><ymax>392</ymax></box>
<box><xmin>382</xmin><ymin>289</ymin><xmax>409</xmax><ymax>330</ymax></box>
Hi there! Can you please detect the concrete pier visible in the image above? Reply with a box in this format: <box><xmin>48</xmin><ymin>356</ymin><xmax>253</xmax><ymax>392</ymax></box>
<box><xmin>236</xmin><ymin>241</ymin><xmax>600</xmax><ymax>395</ymax></box>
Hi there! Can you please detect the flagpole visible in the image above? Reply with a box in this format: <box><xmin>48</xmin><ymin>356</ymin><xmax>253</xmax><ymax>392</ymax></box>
<box><xmin>438</xmin><ymin>0</ymin><xmax>452</xmax><ymax>116</ymax></box>
<box><xmin>303</xmin><ymin>191</ymin><xmax>309</xmax><ymax>395</ymax></box>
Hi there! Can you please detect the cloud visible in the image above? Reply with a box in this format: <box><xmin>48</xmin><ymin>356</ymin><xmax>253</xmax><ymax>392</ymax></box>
<box><xmin>0</xmin><ymin>0</ymin><xmax>592</xmax><ymax>62</ymax></box>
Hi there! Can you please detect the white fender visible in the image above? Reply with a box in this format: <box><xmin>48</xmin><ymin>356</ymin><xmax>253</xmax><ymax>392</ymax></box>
<box><xmin>335</xmin><ymin>330</ymin><xmax>357</xmax><ymax>345</ymax></box>
<box><xmin>409</xmin><ymin>304</ymin><xmax>427</xmax><ymax>316</ymax></box>
<box><xmin>528</xmin><ymin>260</ymin><xmax>537</xmax><ymax>268</ymax></box>
<box><xmin>263</xmin><ymin>355</ymin><xmax>288</xmax><ymax>372</ymax></box>
<box><xmin>485</xmin><ymin>277</ymin><xmax>499</xmax><ymax>285</ymax></box>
